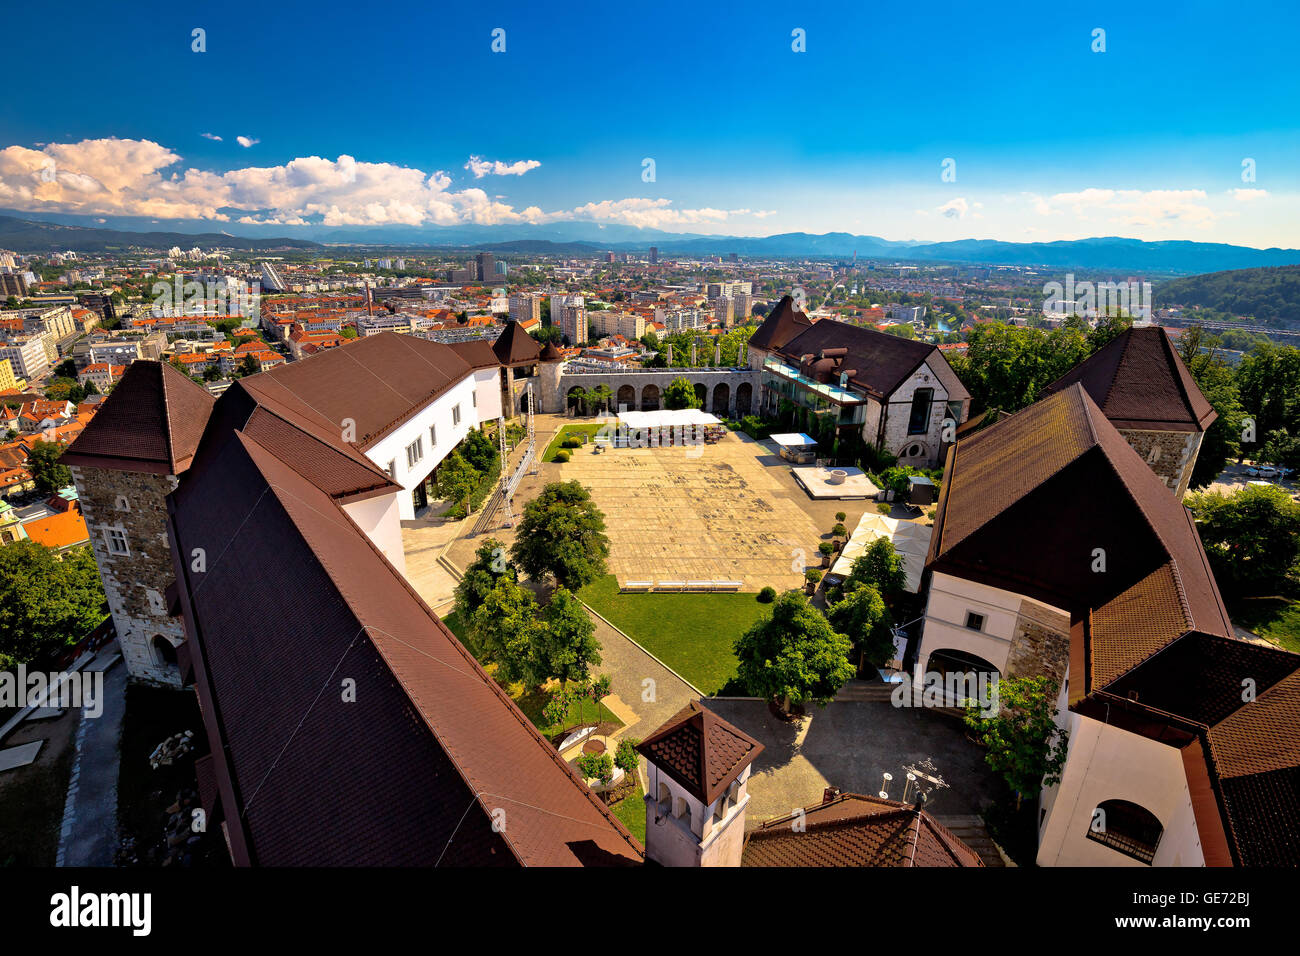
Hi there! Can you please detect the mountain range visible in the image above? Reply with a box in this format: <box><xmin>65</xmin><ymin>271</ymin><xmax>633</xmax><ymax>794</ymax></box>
<box><xmin>3</xmin><ymin>212</ymin><xmax>1300</xmax><ymax>274</ymax></box>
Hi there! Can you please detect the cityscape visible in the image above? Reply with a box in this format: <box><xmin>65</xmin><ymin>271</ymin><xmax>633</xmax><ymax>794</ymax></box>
<box><xmin>0</xmin><ymin>0</ymin><xmax>1297</xmax><ymax>935</ymax></box>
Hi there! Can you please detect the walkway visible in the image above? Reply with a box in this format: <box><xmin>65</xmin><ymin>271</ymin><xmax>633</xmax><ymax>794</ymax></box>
<box><xmin>57</xmin><ymin>653</ymin><xmax>126</xmax><ymax>867</ymax></box>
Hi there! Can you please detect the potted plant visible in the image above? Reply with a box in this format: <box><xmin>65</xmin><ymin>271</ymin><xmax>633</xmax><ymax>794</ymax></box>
<box><xmin>804</xmin><ymin>568</ymin><xmax>822</xmax><ymax>595</ymax></box>
<box><xmin>818</xmin><ymin>541</ymin><xmax>834</xmax><ymax>567</ymax></box>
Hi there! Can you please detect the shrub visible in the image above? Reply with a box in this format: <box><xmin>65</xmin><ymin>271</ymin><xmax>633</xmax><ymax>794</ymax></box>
<box><xmin>562</xmin><ymin>437</ymin><xmax>582</xmax><ymax>449</ymax></box>
<box><xmin>805</xmin><ymin>569</ymin><xmax>823</xmax><ymax>583</ymax></box>
<box><xmin>818</xmin><ymin>542</ymin><xmax>834</xmax><ymax>556</ymax></box>
<box><xmin>876</xmin><ymin>502</ymin><xmax>891</xmax><ymax>514</ymax></box>
<box><xmin>831</xmin><ymin>523</ymin><xmax>847</xmax><ymax>537</ymax></box>
<box><xmin>576</xmin><ymin>751</ymin><xmax>615</xmax><ymax>785</ymax></box>
<box><xmin>757</xmin><ymin>586</ymin><xmax>777</xmax><ymax>603</ymax></box>
<box><xmin>555</xmin><ymin>450</ymin><xmax>571</xmax><ymax>463</ymax></box>
<box><xmin>835</xmin><ymin>511</ymin><xmax>847</xmax><ymax>523</ymax></box>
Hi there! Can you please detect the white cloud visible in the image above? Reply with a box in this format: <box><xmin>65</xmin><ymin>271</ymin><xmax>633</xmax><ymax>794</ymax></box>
<box><xmin>1228</xmin><ymin>188</ymin><xmax>1269</xmax><ymax>202</ymax></box>
<box><xmin>464</xmin><ymin>156</ymin><xmax>541</xmax><ymax>178</ymax></box>
<box><xmin>236</xmin><ymin>136</ymin><xmax>259</xmax><ymax>148</ymax></box>
<box><xmin>200</xmin><ymin>132</ymin><xmax>223</xmax><ymax>141</ymax></box>
<box><xmin>937</xmin><ymin>197</ymin><xmax>970</xmax><ymax>219</ymax></box>
<box><xmin>0</xmin><ymin>138</ymin><xmax>762</xmax><ymax>232</ymax></box>
<box><xmin>1042</xmin><ymin>188</ymin><xmax>1214</xmax><ymax>228</ymax></box>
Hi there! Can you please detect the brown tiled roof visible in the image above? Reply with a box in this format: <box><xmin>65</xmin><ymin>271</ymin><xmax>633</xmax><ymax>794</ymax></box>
<box><xmin>239</xmin><ymin>332</ymin><xmax>471</xmax><ymax>450</ymax></box>
<box><xmin>62</xmin><ymin>360</ymin><xmax>215</xmax><ymax>474</ymax></box>
<box><xmin>928</xmin><ymin>384</ymin><xmax>1232</xmax><ymax>644</ymax></box>
<box><xmin>636</xmin><ymin>701</ymin><xmax>762</xmax><ymax>805</ymax></box>
<box><xmin>775</xmin><ymin>318</ymin><xmax>970</xmax><ymax>402</ymax></box>
<box><xmin>168</xmin><ymin>426</ymin><xmax>644</xmax><ymax>867</ymax></box>
<box><xmin>493</xmin><ymin>320</ymin><xmax>541</xmax><ymax>367</ymax></box>
<box><xmin>1042</xmin><ymin>326</ymin><xmax>1216</xmax><ymax>431</ymax></box>
<box><xmin>539</xmin><ymin>341</ymin><xmax>563</xmax><ymax>362</ymax></box>
<box><xmin>447</xmin><ymin>339</ymin><xmax>501</xmax><ymax>370</ymax></box>
<box><xmin>742</xmin><ymin>794</ymin><xmax>982</xmax><ymax>867</ymax></box>
<box><xmin>748</xmin><ymin>295</ymin><xmax>812</xmax><ymax>352</ymax></box>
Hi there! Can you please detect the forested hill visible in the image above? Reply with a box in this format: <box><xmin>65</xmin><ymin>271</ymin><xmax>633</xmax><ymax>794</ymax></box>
<box><xmin>1156</xmin><ymin>265</ymin><xmax>1300</xmax><ymax>323</ymax></box>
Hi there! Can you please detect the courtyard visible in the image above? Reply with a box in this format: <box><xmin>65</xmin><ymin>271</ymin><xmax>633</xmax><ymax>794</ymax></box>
<box><xmin>557</xmin><ymin>430</ymin><xmax>829</xmax><ymax>592</ymax></box>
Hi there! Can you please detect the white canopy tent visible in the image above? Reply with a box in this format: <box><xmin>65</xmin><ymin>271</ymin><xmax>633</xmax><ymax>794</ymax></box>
<box><xmin>769</xmin><ymin>432</ymin><xmax>817</xmax><ymax>448</ymax></box>
<box><xmin>617</xmin><ymin>409</ymin><xmax>722</xmax><ymax>429</ymax></box>
<box><xmin>830</xmin><ymin>512</ymin><xmax>933</xmax><ymax>593</ymax></box>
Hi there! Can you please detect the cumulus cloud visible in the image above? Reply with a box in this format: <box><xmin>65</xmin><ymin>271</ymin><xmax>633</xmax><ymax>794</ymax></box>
<box><xmin>236</xmin><ymin>136</ymin><xmax>259</xmax><ymax>148</ymax></box>
<box><xmin>464</xmin><ymin>156</ymin><xmax>541</xmax><ymax>178</ymax></box>
<box><xmin>0</xmin><ymin>137</ymin><xmax>761</xmax><ymax>232</ymax></box>
<box><xmin>1228</xmin><ymin>188</ymin><xmax>1269</xmax><ymax>202</ymax></box>
<box><xmin>1043</xmin><ymin>188</ymin><xmax>1214</xmax><ymax>227</ymax></box>
<box><xmin>937</xmin><ymin>197</ymin><xmax>971</xmax><ymax>219</ymax></box>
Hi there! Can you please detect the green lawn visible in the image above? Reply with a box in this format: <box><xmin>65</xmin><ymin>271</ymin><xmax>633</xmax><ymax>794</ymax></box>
<box><xmin>578</xmin><ymin>575</ymin><xmax>772</xmax><ymax>694</ymax></box>
<box><xmin>611</xmin><ymin>782</ymin><xmax>646</xmax><ymax>844</ymax></box>
<box><xmin>1230</xmin><ymin>597</ymin><xmax>1300</xmax><ymax>653</ymax></box>
<box><xmin>543</xmin><ymin>423</ymin><xmax>605</xmax><ymax>462</ymax></box>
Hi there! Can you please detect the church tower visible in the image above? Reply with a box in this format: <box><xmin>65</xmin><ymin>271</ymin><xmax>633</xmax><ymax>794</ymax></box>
<box><xmin>635</xmin><ymin>701</ymin><xmax>763</xmax><ymax>867</ymax></box>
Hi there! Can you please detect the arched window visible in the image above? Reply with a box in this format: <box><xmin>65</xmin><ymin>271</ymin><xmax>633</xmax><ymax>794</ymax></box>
<box><xmin>1087</xmin><ymin>799</ymin><xmax>1163</xmax><ymax>864</ymax></box>
<box><xmin>657</xmin><ymin>782</ymin><xmax>672</xmax><ymax>811</ymax></box>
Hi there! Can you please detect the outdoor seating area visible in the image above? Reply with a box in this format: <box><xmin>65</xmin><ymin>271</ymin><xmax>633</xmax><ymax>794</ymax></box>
<box><xmin>828</xmin><ymin>512</ymin><xmax>933</xmax><ymax>592</ymax></box>
<box><xmin>770</xmin><ymin>432</ymin><xmax>819</xmax><ymax>464</ymax></box>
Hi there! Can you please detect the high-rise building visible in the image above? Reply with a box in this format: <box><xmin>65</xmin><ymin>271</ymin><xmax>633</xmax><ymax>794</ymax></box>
<box><xmin>261</xmin><ymin>262</ymin><xmax>287</xmax><ymax>292</ymax></box>
<box><xmin>551</xmin><ymin>293</ymin><xmax>586</xmax><ymax>346</ymax></box>
<box><xmin>508</xmin><ymin>293</ymin><xmax>542</xmax><ymax>324</ymax></box>
<box><xmin>475</xmin><ymin>252</ymin><xmax>496</xmax><ymax>282</ymax></box>
<box><xmin>588</xmin><ymin>310</ymin><xmax>646</xmax><ymax>341</ymax></box>
<box><xmin>649</xmin><ymin>246</ymin><xmax>659</xmax><ymax>264</ymax></box>
<box><xmin>0</xmin><ymin>272</ymin><xmax>29</xmax><ymax>298</ymax></box>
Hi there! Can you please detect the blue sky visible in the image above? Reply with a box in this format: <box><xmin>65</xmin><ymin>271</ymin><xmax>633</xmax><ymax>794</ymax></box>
<box><xmin>2</xmin><ymin>0</ymin><xmax>1298</xmax><ymax>245</ymax></box>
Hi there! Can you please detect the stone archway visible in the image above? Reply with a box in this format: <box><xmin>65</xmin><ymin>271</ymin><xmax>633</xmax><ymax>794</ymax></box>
<box><xmin>617</xmin><ymin>383</ymin><xmax>636</xmax><ymax>413</ymax></box>
<box><xmin>693</xmin><ymin>383</ymin><xmax>707</xmax><ymax>409</ymax></box>
<box><xmin>735</xmin><ymin>382</ymin><xmax>753</xmax><ymax>416</ymax></box>
<box><xmin>641</xmin><ymin>384</ymin><xmax>660</xmax><ymax>411</ymax></box>
<box><xmin>567</xmin><ymin>386</ymin><xmax>588</xmax><ymax>416</ymax></box>
<box><xmin>712</xmin><ymin>382</ymin><xmax>730</xmax><ymax>416</ymax></box>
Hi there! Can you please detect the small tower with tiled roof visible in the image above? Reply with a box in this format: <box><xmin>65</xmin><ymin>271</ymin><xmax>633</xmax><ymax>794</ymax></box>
<box><xmin>635</xmin><ymin>700</ymin><xmax>763</xmax><ymax>867</ymax></box>
<box><xmin>1041</xmin><ymin>326</ymin><xmax>1217</xmax><ymax>497</ymax></box>
<box><xmin>62</xmin><ymin>361</ymin><xmax>216</xmax><ymax>685</ymax></box>
<box><xmin>745</xmin><ymin>294</ymin><xmax>812</xmax><ymax>371</ymax></box>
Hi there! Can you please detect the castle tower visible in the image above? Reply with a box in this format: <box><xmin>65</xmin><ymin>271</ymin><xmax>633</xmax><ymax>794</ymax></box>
<box><xmin>537</xmin><ymin>341</ymin><xmax>564</xmax><ymax>414</ymax></box>
<box><xmin>62</xmin><ymin>361</ymin><xmax>216</xmax><ymax>685</ymax></box>
<box><xmin>635</xmin><ymin>701</ymin><xmax>763</xmax><ymax>867</ymax></box>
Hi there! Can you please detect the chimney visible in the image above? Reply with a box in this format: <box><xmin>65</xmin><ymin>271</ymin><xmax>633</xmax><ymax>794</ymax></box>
<box><xmin>822</xmin><ymin>786</ymin><xmax>841</xmax><ymax>804</ymax></box>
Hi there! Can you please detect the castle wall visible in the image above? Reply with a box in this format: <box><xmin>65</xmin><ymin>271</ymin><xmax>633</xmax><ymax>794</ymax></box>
<box><xmin>1117</xmin><ymin>428</ymin><xmax>1201</xmax><ymax>498</ymax></box>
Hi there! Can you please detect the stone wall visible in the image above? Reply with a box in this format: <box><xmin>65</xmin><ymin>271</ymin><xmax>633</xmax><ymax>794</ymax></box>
<box><xmin>1118</xmin><ymin>428</ymin><xmax>1201</xmax><ymax>498</ymax></box>
<box><xmin>69</xmin><ymin>464</ymin><xmax>185</xmax><ymax>686</ymax></box>
<box><xmin>546</xmin><ymin>366</ymin><xmax>759</xmax><ymax>417</ymax></box>
<box><xmin>1004</xmin><ymin>599</ymin><xmax>1070</xmax><ymax>688</ymax></box>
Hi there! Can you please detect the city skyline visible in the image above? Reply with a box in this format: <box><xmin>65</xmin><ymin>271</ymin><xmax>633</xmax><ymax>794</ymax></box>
<box><xmin>2</xmin><ymin>0</ymin><xmax>1300</xmax><ymax>248</ymax></box>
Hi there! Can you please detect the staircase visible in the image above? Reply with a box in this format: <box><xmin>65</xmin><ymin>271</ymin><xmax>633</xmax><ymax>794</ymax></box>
<box><xmin>833</xmin><ymin>680</ymin><xmax>896</xmax><ymax>702</ymax></box>
<box><xmin>935</xmin><ymin>814</ymin><xmax>1008</xmax><ymax>867</ymax></box>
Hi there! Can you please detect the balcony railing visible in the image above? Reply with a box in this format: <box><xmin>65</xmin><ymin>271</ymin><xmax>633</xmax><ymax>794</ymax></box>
<box><xmin>763</xmin><ymin>357</ymin><xmax>862</xmax><ymax>405</ymax></box>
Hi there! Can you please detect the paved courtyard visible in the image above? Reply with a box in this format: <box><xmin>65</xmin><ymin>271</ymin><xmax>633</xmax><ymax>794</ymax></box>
<box><xmin>705</xmin><ymin>697</ymin><xmax>1005</xmax><ymax>827</ymax></box>
<box><xmin>559</xmin><ymin>432</ymin><xmax>826</xmax><ymax>591</ymax></box>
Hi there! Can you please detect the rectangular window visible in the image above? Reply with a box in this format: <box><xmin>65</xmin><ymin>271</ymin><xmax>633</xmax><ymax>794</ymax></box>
<box><xmin>965</xmin><ymin>611</ymin><xmax>984</xmax><ymax>631</ymax></box>
<box><xmin>430</xmin><ymin>425</ymin><xmax>437</xmax><ymax>448</ymax></box>
<box><xmin>452</xmin><ymin>404</ymin><xmax>462</xmax><ymax>426</ymax></box>
<box><xmin>105</xmin><ymin>527</ymin><xmax>129</xmax><ymax>556</ymax></box>
<box><xmin>405</xmin><ymin>437</ymin><xmax>423</xmax><ymax>469</ymax></box>
<box><xmin>472</xmin><ymin>391</ymin><xmax>477</xmax><ymax>407</ymax></box>
<box><xmin>908</xmin><ymin>387</ymin><xmax>933</xmax><ymax>435</ymax></box>
<box><xmin>387</xmin><ymin>459</ymin><xmax>396</xmax><ymax>479</ymax></box>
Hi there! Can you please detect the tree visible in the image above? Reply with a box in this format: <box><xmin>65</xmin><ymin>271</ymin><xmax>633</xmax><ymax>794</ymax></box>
<box><xmin>733</xmin><ymin>590</ymin><xmax>855</xmax><ymax>712</ymax></box>
<box><xmin>845</xmin><ymin>537</ymin><xmax>908</xmax><ymax>603</ymax></box>
<box><xmin>567</xmin><ymin>386</ymin><xmax>590</xmax><ymax>415</ymax></box>
<box><xmin>460</xmin><ymin>427</ymin><xmax>498</xmax><ymax>474</ymax></box>
<box><xmin>28</xmin><ymin>439</ymin><xmax>72</xmax><ymax>494</ymax></box>
<box><xmin>453</xmin><ymin>537</ymin><xmax>516</xmax><ymax>622</ymax></box>
<box><xmin>0</xmin><ymin>543</ymin><xmax>106</xmax><ymax>669</ymax></box>
<box><xmin>1178</xmin><ymin>326</ymin><xmax>1245</xmax><ymax>487</ymax></box>
<box><xmin>827</xmin><ymin>582</ymin><xmax>895</xmax><ymax>668</ymax></box>
<box><xmin>434</xmin><ymin>450</ymin><xmax>479</xmax><ymax>518</ymax></box>
<box><xmin>510</xmin><ymin>481</ymin><xmax>610</xmax><ymax>591</ymax></box>
<box><xmin>576</xmin><ymin>751</ymin><xmax>614</xmax><ymax>785</ymax></box>
<box><xmin>1186</xmin><ymin>483</ymin><xmax>1300</xmax><ymax>596</ymax></box>
<box><xmin>532</xmin><ymin>587</ymin><xmax>601</xmax><ymax>691</ymax></box>
<box><xmin>589</xmin><ymin>384</ymin><xmax>613</xmax><ymax>416</ymax></box>
<box><xmin>963</xmin><ymin>676</ymin><xmax>1069</xmax><ymax>809</ymax></box>
<box><xmin>663</xmin><ymin>376</ymin><xmax>702</xmax><ymax>410</ymax></box>
<box><xmin>614</xmin><ymin>738</ymin><xmax>640</xmax><ymax>775</ymax></box>
<box><xmin>468</xmin><ymin>575</ymin><xmax>540</xmax><ymax>685</ymax></box>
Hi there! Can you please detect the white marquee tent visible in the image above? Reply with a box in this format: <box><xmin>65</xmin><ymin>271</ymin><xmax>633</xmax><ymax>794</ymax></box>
<box><xmin>830</xmin><ymin>512</ymin><xmax>933</xmax><ymax>593</ymax></box>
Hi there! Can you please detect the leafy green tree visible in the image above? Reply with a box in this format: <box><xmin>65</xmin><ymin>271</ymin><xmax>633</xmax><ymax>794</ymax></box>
<box><xmin>963</xmin><ymin>676</ymin><xmax>1069</xmax><ymax>809</ymax></box>
<box><xmin>845</xmin><ymin>537</ymin><xmax>908</xmax><ymax>603</ymax></box>
<box><xmin>28</xmin><ymin>439</ymin><xmax>72</xmax><ymax>493</ymax></box>
<box><xmin>1186</xmin><ymin>483</ymin><xmax>1300</xmax><ymax>596</ymax></box>
<box><xmin>1177</xmin><ymin>326</ymin><xmax>1245</xmax><ymax>487</ymax></box>
<box><xmin>663</xmin><ymin>376</ymin><xmax>702</xmax><ymax>410</ymax></box>
<box><xmin>453</xmin><ymin>537</ymin><xmax>516</xmax><ymax>621</ymax></box>
<box><xmin>510</xmin><ymin>481</ymin><xmax>610</xmax><ymax>591</ymax></box>
<box><xmin>827</xmin><ymin>582</ymin><xmax>895</xmax><ymax>668</ymax></box>
<box><xmin>589</xmin><ymin>384</ymin><xmax>613</xmax><ymax>416</ymax></box>
<box><xmin>460</xmin><ymin>427</ymin><xmax>498</xmax><ymax>474</ymax></box>
<box><xmin>614</xmin><ymin>738</ymin><xmax>640</xmax><ymax>775</ymax></box>
<box><xmin>576</xmin><ymin>751</ymin><xmax>614</xmax><ymax>785</ymax></box>
<box><xmin>434</xmin><ymin>450</ymin><xmax>479</xmax><ymax>518</ymax></box>
<box><xmin>0</xmin><ymin>543</ymin><xmax>106</xmax><ymax>669</ymax></box>
<box><xmin>468</xmin><ymin>575</ymin><xmax>540</xmax><ymax>685</ymax></box>
<box><xmin>948</xmin><ymin>322</ymin><xmax>1089</xmax><ymax>415</ymax></box>
<box><xmin>733</xmin><ymin>590</ymin><xmax>855</xmax><ymax>712</ymax></box>
<box><xmin>532</xmin><ymin>587</ymin><xmax>601</xmax><ymax>691</ymax></box>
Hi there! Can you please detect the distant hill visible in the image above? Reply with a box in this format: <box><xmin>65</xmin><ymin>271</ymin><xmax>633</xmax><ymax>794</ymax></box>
<box><xmin>0</xmin><ymin>215</ymin><xmax>322</xmax><ymax>253</ymax></box>
<box><xmin>1155</xmin><ymin>265</ymin><xmax>1300</xmax><ymax>323</ymax></box>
